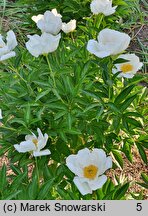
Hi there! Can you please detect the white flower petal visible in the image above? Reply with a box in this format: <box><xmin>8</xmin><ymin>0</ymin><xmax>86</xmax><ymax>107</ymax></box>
<box><xmin>14</xmin><ymin>140</ymin><xmax>36</xmax><ymax>153</ymax></box>
<box><xmin>89</xmin><ymin>175</ymin><xmax>107</xmax><ymax>190</ymax></box>
<box><xmin>37</xmin><ymin>133</ymin><xmax>48</xmax><ymax>150</ymax></box>
<box><xmin>66</xmin><ymin>148</ymin><xmax>112</xmax><ymax>182</ymax></box>
<box><xmin>103</xmin><ymin>5</ymin><xmax>117</xmax><ymax>16</ymax></box>
<box><xmin>33</xmin><ymin>149</ymin><xmax>51</xmax><ymax>157</ymax></box>
<box><xmin>137</xmin><ymin>62</ymin><xmax>143</xmax><ymax>70</ymax></box>
<box><xmin>0</xmin><ymin>30</ymin><xmax>17</xmax><ymax>61</ymax></box>
<box><xmin>0</xmin><ymin>46</ymin><xmax>10</xmax><ymax>57</ymax></box>
<box><xmin>66</xmin><ymin>154</ymin><xmax>83</xmax><ymax>177</ymax></box>
<box><xmin>90</xmin><ymin>0</ymin><xmax>117</xmax><ymax>16</ymax></box>
<box><xmin>113</xmin><ymin>53</ymin><xmax>143</xmax><ymax>79</ymax></box>
<box><xmin>0</xmin><ymin>109</ymin><xmax>2</xmax><ymax>119</ymax></box>
<box><xmin>36</xmin><ymin>10</ymin><xmax>62</xmax><ymax>35</ymax></box>
<box><xmin>32</xmin><ymin>14</ymin><xmax>44</xmax><ymax>23</ymax></box>
<box><xmin>0</xmin><ymin>35</ymin><xmax>5</xmax><ymax>47</ymax></box>
<box><xmin>62</xmin><ymin>19</ymin><xmax>76</xmax><ymax>34</ymax></box>
<box><xmin>6</xmin><ymin>30</ymin><xmax>18</xmax><ymax>50</ymax></box>
<box><xmin>25</xmin><ymin>134</ymin><xmax>35</xmax><ymax>141</ymax></box>
<box><xmin>87</xmin><ymin>29</ymin><xmax>131</xmax><ymax>58</ymax></box>
<box><xmin>92</xmin><ymin>149</ymin><xmax>110</xmax><ymax>175</ymax></box>
<box><xmin>87</xmin><ymin>39</ymin><xmax>110</xmax><ymax>58</ymax></box>
<box><xmin>26</xmin><ymin>34</ymin><xmax>42</xmax><ymax>57</ymax></box>
<box><xmin>37</xmin><ymin>128</ymin><xmax>44</xmax><ymax>139</ymax></box>
<box><xmin>41</xmin><ymin>33</ymin><xmax>61</xmax><ymax>54</ymax></box>
<box><xmin>105</xmin><ymin>156</ymin><xmax>112</xmax><ymax>170</ymax></box>
<box><xmin>120</xmin><ymin>73</ymin><xmax>135</xmax><ymax>78</ymax></box>
<box><xmin>73</xmin><ymin>176</ymin><xmax>92</xmax><ymax>195</ymax></box>
<box><xmin>98</xmin><ymin>29</ymin><xmax>131</xmax><ymax>55</ymax></box>
<box><xmin>51</xmin><ymin>8</ymin><xmax>62</xmax><ymax>18</ymax></box>
<box><xmin>0</xmin><ymin>51</ymin><xmax>16</xmax><ymax>61</ymax></box>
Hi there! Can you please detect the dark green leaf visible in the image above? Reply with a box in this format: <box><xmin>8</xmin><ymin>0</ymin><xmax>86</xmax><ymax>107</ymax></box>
<box><xmin>113</xmin><ymin>183</ymin><xmax>129</xmax><ymax>200</ymax></box>
<box><xmin>115</xmin><ymin>85</ymin><xmax>135</xmax><ymax>105</ymax></box>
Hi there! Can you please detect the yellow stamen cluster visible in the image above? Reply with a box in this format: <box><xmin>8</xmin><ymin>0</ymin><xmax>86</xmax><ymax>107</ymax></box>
<box><xmin>120</xmin><ymin>63</ymin><xmax>133</xmax><ymax>73</ymax></box>
<box><xmin>83</xmin><ymin>165</ymin><xmax>98</xmax><ymax>179</ymax></box>
<box><xmin>32</xmin><ymin>138</ymin><xmax>38</xmax><ymax>146</ymax></box>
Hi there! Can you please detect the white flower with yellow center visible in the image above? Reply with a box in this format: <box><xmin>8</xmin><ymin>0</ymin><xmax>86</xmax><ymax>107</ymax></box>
<box><xmin>0</xmin><ymin>109</ymin><xmax>2</xmax><ymax>119</ymax></box>
<box><xmin>25</xmin><ymin>32</ymin><xmax>61</xmax><ymax>57</ymax></box>
<box><xmin>87</xmin><ymin>28</ymin><xmax>131</xmax><ymax>58</ymax></box>
<box><xmin>113</xmin><ymin>54</ymin><xmax>143</xmax><ymax>78</ymax></box>
<box><xmin>14</xmin><ymin>128</ymin><xmax>51</xmax><ymax>157</ymax></box>
<box><xmin>32</xmin><ymin>9</ymin><xmax>62</xmax><ymax>35</ymax></box>
<box><xmin>90</xmin><ymin>0</ymin><xmax>117</xmax><ymax>16</ymax></box>
<box><xmin>66</xmin><ymin>148</ymin><xmax>112</xmax><ymax>195</ymax></box>
<box><xmin>62</xmin><ymin>19</ymin><xmax>76</xmax><ymax>34</ymax></box>
<box><xmin>0</xmin><ymin>30</ymin><xmax>17</xmax><ymax>61</ymax></box>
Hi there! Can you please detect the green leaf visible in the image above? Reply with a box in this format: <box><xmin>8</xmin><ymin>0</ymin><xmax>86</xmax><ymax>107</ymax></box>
<box><xmin>141</xmin><ymin>173</ymin><xmax>148</xmax><ymax>184</ymax></box>
<box><xmin>126</xmin><ymin>117</ymin><xmax>143</xmax><ymax>128</ymax></box>
<box><xmin>114</xmin><ymin>58</ymin><xmax>130</xmax><ymax>64</ymax></box>
<box><xmin>37</xmin><ymin>179</ymin><xmax>55</xmax><ymax>200</ymax></box>
<box><xmin>84</xmin><ymin>103</ymin><xmax>99</xmax><ymax>112</ymax></box>
<box><xmin>0</xmin><ymin>164</ymin><xmax>7</xmax><ymax>191</ymax></box>
<box><xmin>119</xmin><ymin>94</ymin><xmax>138</xmax><ymax>112</ymax></box>
<box><xmin>136</xmin><ymin>182</ymin><xmax>148</xmax><ymax>189</ymax></box>
<box><xmin>114</xmin><ymin>85</ymin><xmax>135</xmax><ymax>105</ymax></box>
<box><xmin>122</xmin><ymin>116</ymin><xmax>129</xmax><ymax>131</ymax></box>
<box><xmin>112</xmin><ymin>150</ymin><xmax>123</xmax><ymax>168</ymax></box>
<box><xmin>122</xmin><ymin>142</ymin><xmax>133</xmax><ymax>163</ymax></box>
<box><xmin>64</xmin><ymin>129</ymin><xmax>81</xmax><ymax>135</ymax></box>
<box><xmin>113</xmin><ymin>183</ymin><xmax>129</xmax><ymax>200</ymax></box>
<box><xmin>112</xmin><ymin>116</ymin><xmax>121</xmax><ymax>131</ymax></box>
<box><xmin>10</xmin><ymin>164</ymin><xmax>22</xmax><ymax>175</ymax></box>
<box><xmin>54</xmin><ymin>111</ymin><xmax>67</xmax><ymax>120</ymax></box>
<box><xmin>107</xmin><ymin>102</ymin><xmax>121</xmax><ymax>113</ymax></box>
<box><xmin>136</xmin><ymin>143</ymin><xmax>147</xmax><ymax>164</ymax></box>
<box><xmin>24</xmin><ymin>103</ymin><xmax>31</xmax><ymax>124</ymax></box>
<box><xmin>67</xmin><ymin>113</ymin><xmax>72</xmax><ymax>129</ymax></box>
<box><xmin>35</xmin><ymin>89</ymin><xmax>50</xmax><ymax>102</ymax></box>
<box><xmin>28</xmin><ymin>176</ymin><xmax>39</xmax><ymax>200</ymax></box>
<box><xmin>3</xmin><ymin>190</ymin><xmax>22</xmax><ymax>200</ymax></box>
<box><xmin>56</xmin><ymin>186</ymin><xmax>71</xmax><ymax>200</ymax></box>
<box><xmin>11</xmin><ymin>171</ymin><xmax>27</xmax><ymax>190</ymax></box>
<box><xmin>124</xmin><ymin>112</ymin><xmax>143</xmax><ymax>118</ymax></box>
<box><xmin>82</xmin><ymin>90</ymin><xmax>104</xmax><ymax>104</ymax></box>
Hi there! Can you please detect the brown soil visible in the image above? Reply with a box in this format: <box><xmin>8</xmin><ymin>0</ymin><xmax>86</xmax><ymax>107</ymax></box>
<box><xmin>107</xmin><ymin>147</ymin><xmax>148</xmax><ymax>199</ymax></box>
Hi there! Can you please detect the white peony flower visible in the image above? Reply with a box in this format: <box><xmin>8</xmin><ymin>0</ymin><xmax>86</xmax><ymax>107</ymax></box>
<box><xmin>0</xmin><ymin>30</ymin><xmax>18</xmax><ymax>61</ymax></box>
<box><xmin>32</xmin><ymin>14</ymin><xmax>44</xmax><ymax>23</ymax></box>
<box><xmin>113</xmin><ymin>54</ymin><xmax>143</xmax><ymax>78</ymax></box>
<box><xmin>66</xmin><ymin>148</ymin><xmax>112</xmax><ymax>195</ymax></box>
<box><xmin>90</xmin><ymin>0</ymin><xmax>117</xmax><ymax>16</ymax></box>
<box><xmin>62</xmin><ymin>19</ymin><xmax>76</xmax><ymax>34</ymax></box>
<box><xmin>0</xmin><ymin>109</ymin><xmax>2</xmax><ymax>119</ymax></box>
<box><xmin>87</xmin><ymin>28</ymin><xmax>131</xmax><ymax>58</ymax></box>
<box><xmin>26</xmin><ymin>33</ymin><xmax>61</xmax><ymax>57</ymax></box>
<box><xmin>14</xmin><ymin>128</ymin><xmax>51</xmax><ymax>157</ymax></box>
<box><xmin>32</xmin><ymin>9</ymin><xmax>62</xmax><ymax>35</ymax></box>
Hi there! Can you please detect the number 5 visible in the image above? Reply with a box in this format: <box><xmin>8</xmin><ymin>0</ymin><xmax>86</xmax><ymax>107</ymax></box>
<box><xmin>136</xmin><ymin>203</ymin><xmax>142</xmax><ymax>211</ymax></box>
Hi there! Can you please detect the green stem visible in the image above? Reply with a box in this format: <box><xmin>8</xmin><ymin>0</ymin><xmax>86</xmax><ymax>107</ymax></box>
<box><xmin>0</xmin><ymin>126</ymin><xmax>16</xmax><ymax>131</ymax></box>
<box><xmin>46</xmin><ymin>55</ymin><xmax>56</xmax><ymax>87</ymax></box>
<box><xmin>45</xmin><ymin>55</ymin><xmax>66</xmax><ymax>104</ymax></box>
<box><xmin>8</xmin><ymin>66</ymin><xmax>35</xmax><ymax>96</ymax></box>
<box><xmin>35</xmin><ymin>157</ymin><xmax>40</xmax><ymax>186</ymax></box>
<box><xmin>95</xmin><ymin>14</ymin><xmax>104</xmax><ymax>30</ymax></box>
<box><xmin>70</xmin><ymin>32</ymin><xmax>74</xmax><ymax>42</ymax></box>
<box><xmin>108</xmin><ymin>59</ymin><xmax>113</xmax><ymax>101</ymax></box>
